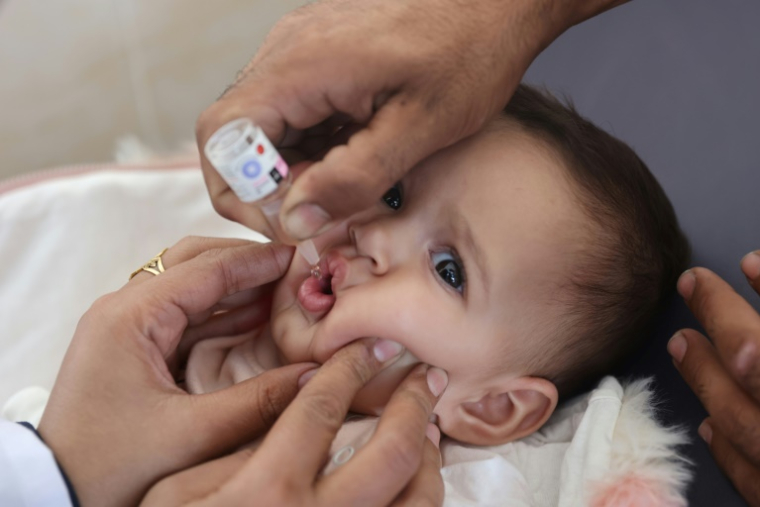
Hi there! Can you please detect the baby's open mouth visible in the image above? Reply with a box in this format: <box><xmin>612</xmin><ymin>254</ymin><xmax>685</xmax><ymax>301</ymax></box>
<box><xmin>317</xmin><ymin>273</ymin><xmax>333</xmax><ymax>295</ymax></box>
<box><xmin>297</xmin><ymin>257</ymin><xmax>337</xmax><ymax>315</ymax></box>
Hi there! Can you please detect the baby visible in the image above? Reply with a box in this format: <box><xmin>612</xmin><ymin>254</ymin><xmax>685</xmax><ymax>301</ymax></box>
<box><xmin>187</xmin><ymin>84</ymin><xmax>689</xmax><ymax>450</ymax></box>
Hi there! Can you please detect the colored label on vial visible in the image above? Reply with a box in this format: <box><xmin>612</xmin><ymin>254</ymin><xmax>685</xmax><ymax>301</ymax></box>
<box><xmin>211</xmin><ymin>125</ymin><xmax>289</xmax><ymax>203</ymax></box>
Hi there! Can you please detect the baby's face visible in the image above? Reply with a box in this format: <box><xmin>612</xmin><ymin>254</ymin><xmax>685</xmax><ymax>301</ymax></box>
<box><xmin>270</xmin><ymin>125</ymin><xmax>585</xmax><ymax>429</ymax></box>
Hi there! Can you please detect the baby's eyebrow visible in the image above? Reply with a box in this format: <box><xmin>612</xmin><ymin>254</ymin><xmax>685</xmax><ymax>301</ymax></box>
<box><xmin>448</xmin><ymin>207</ymin><xmax>491</xmax><ymax>296</ymax></box>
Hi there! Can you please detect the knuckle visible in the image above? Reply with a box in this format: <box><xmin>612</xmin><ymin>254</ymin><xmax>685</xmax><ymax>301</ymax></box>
<box><xmin>685</xmin><ymin>358</ymin><xmax>712</xmax><ymax>403</ymax></box>
<box><xmin>331</xmin><ymin>344</ymin><xmax>376</xmax><ymax>385</ymax></box>
<box><xmin>210</xmin><ymin>197</ymin><xmax>235</xmax><ymax>220</ymax></box>
<box><xmin>395</xmin><ymin>383</ymin><xmax>435</xmax><ymax>420</ymax></box>
<box><xmin>199</xmin><ymin>247</ymin><xmax>240</xmax><ymax>295</ymax></box>
<box><xmin>299</xmin><ymin>391</ymin><xmax>347</xmax><ymax>434</ymax></box>
<box><xmin>727</xmin><ymin>406</ymin><xmax>760</xmax><ymax>459</ymax></box>
<box><xmin>89</xmin><ymin>292</ymin><xmax>117</xmax><ymax>314</ymax></box>
<box><xmin>253</xmin><ymin>382</ymin><xmax>287</xmax><ymax>429</ymax></box>
<box><xmin>195</xmin><ymin>103</ymin><xmax>224</xmax><ymax>141</ymax></box>
<box><xmin>173</xmin><ymin>235</ymin><xmax>203</xmax><ymax>253</ymax></box>
<box><xmin>730</xmin><ymin>330</ymin><xmax>760</xmax><ymax>378</ymax></box>
<box><xmin>195</xmin><ymin>107</ymin><xmax>215</xmax><ymax>142</ymax></box>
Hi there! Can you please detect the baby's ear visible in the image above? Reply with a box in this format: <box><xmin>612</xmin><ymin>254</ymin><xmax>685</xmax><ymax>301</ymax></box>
<box><xmin>453</xmin><ymin>377</ymin><xmax>558</xmax><ymax>446</ymax></box>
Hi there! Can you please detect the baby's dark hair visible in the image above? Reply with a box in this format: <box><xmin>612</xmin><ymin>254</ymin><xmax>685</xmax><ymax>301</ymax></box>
<box><xmin>501</xmin><ymin>84</ymin><xmax>690</xmax><ymax>400</ymax></box>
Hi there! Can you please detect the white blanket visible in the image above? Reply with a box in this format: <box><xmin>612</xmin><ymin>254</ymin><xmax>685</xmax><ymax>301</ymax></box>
<box><xmin>0</xmin><ymin>162</ymin><xmax>691</xmax><ymax>506</ymax></box>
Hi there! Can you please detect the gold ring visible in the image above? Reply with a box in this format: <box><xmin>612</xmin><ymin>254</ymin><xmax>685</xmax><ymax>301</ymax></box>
<box><xmin>129</xmin><ymin>248</ymin><xmax>168</xmax><ymax>280</ymax></box>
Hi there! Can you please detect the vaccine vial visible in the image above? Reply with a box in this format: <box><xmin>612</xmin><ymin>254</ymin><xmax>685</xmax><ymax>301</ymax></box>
<box><xmin>204</xmin><ymin>118</ymin><xmax>320</xmax><ymax>266</ymax></box>
<box><xmin>204</xmin><ymin>118</ymin><xmax>292</xmax><ymax>238</ymax></box>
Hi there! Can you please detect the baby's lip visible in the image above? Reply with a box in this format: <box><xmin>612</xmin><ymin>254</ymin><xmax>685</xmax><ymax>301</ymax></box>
<box><xmin>295</xmin><ymin>250</ymin><xmax>348</xmax><ymax>319</ymax></box>
<box><xmin>297</xmin><ymin>275</ymin><xmax>335</xmax><ymax>315</ymax></box>
<box><xmin>323</xmin><ymin>250</ymin><xmax>348</xmax><ymax>295</ymax></box>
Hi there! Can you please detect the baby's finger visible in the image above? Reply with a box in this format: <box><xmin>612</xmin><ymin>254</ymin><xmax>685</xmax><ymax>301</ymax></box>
<box><xmin>246</xmin><ymin>338</ymin><xmax>405</xmax><ymax>485</ymax></box>
<box><xmin>177</xmin><ymin>302</ymin><xmax>273</xmax><ymax>366</ymax></box>
<box><xmin>185</xmin><ymin>284</ymin><xmax>272</xmax><ymax>327</ymax></box>
<box><xmin>701</xmin><ymin>418</ymin><xmax>760</xmax><ymax>507</ymax></box>
<box><xmin>669</xmin><ymin>329</ymin><xmax>760</xmax><ymax>467</ymax></box>
<box><xmin>319</xmin><ymin>365</ymin><xmax>447</xmax><ymax>505</ymax></box>
<box><xmin>678</xmin><ymin>268</ymin><xmax>760</xmax><ymax>401</ymax></box>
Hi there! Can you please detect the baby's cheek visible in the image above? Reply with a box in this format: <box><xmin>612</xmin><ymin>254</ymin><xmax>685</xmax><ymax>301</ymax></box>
<box><xmin>270</xmin><ymin>308</ymin><xmax>315</xmax><ymax>364</ymax></box>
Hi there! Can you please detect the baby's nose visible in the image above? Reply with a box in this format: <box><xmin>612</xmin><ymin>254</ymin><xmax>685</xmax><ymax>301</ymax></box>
<box><xmin>349</xmin><ymin>221</ymin><xmax>393</xmax><ymax>275</ymax></box>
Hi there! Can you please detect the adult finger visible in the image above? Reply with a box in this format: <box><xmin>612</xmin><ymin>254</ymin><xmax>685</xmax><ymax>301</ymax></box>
<box><xmin>129</xmin><ymin>236</ymin><xmax>255</xmax><ymax>284</ymax></box>
<box><xmin>130</xmin><ymin>243</ymin><xmax>293</xmax><ymax>356</ymax></box>
<box><xmin>171</xmin><ymin>362</ymin><xmax>317</xmax><ymax>461</ymax></box>
<box><xmin>393</xmin><ymin>432</ymin><xmax>445</xmax><ymax>507</ymax></box>
<box><xmin>700</xmin><ymin>418</ymin><xmax>760</xmax><ymax>507</ymax></box>
<box><xmin>141</xmin><ymin>451</ymin><xmax>252</xmax><ymax>507</ymax></box>
<box><xmin>677</xmin><ymin>268</ymin><xmax>760</xmax><ymax>400</ymax></box>
<box><xmin>280</xmin><ymin>96</ymin><xmax>452</xmax><ymax>240</ymax></box>
<box><xmin>668</xmin><ymin>329</ymin><xmax>760</xmax><ymax>467</ymax></box>
<box><xmin>741</xmin><ymin>250</ymin><xmax>760</xmax><ymax>295</ymax></box>
<box><xmin>196</xmin><ymin>79</ymin><xmax>343</xmax><ymax>232</ymax></box>
<box><xmin>184</xmin><ymin>283</ymin><xmax>275</xmax><ymax>327</ymax></box>
<box><xmin>245</xmin><ymin>338</ymin><xmax>406</xmax><ymax>483</ymax></box>
<box><xmin>319</xmin><ymin>365</ymin><xmax>447</xmax><ymax>505</ymax></box>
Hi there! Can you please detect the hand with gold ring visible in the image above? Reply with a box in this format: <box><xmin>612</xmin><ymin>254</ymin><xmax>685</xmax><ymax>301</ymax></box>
<box><xmin>37</xmin><ymin>237</ymin><xmax>317</xmax><ymax>506</ymax></box>
<box><xmin>129</xmin><ymin>247</ymin><xmax>168</xmax><ymax>279</ymax></box>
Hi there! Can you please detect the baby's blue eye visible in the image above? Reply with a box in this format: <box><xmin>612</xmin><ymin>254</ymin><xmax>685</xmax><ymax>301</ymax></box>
<box><xmin>382</xmin><ymin>183</ymin><xmax>403</xmax><ymax>210</ymax></box>
<box><xmin>431</xmin><ymin>251</ymin><xmax>464</xmax><ymax>293</ymax></box>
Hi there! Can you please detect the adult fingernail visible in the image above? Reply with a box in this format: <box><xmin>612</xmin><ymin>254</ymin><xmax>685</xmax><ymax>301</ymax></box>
<box><xmin>427</xmin><ymin>367</ymin><xmax>448</xmax><ymax>397</ymax></box>
<box><xmin>677</xmin><ymin>270</ymin><xmax>696</xmax><ymax>300</ymax></box>
<box><xmin>284</xmin><ymin>203</ymin><xmax>331</xmax><ymax>240</ymax></box>
<box><xmin>373</xmin><ymin>339</ymin><xmax>404</xmax><ymax>362</ymax></box>
<box><xmin>667</xmin><ymin>332</ymin><xmax>687</xmax><ymax>364</ymax></box>
<box><xmin>298</xmin><ymin>368</ymin><xmax>319</xmax><ymax>389</ymax></box>
<box><xmin>426</xmin><ymin>422</ymin><xmax>441</xmax><ymax>449</ymax></box>
<box><xmin>698</xmin><ymin>420</ymin><xmax>713</xmax><ymax>445</ymax></box>
<box><xmin>741</xmin><ymin>251</ymin><xmax>760</xmax><ymax>280</ymax></box>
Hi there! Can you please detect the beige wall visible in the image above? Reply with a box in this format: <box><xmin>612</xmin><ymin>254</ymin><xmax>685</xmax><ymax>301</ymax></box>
<box><xmin>0</xmin><ymin>0</ymin><xmax>306</xmax><ymax>180</ymax></box>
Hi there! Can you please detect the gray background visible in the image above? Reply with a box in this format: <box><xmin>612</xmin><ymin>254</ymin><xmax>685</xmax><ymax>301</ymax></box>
<box><xmin>524</xmin><ymin>1</ymin><xmax>759</xmax><ymax>505</ymax></box>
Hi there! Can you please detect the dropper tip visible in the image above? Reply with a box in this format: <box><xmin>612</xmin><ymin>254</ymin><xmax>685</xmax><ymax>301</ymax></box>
<box><xmin>296</xmin><ymin>239</ymin><xmax>320</xmax><ymax>266</ymax></box>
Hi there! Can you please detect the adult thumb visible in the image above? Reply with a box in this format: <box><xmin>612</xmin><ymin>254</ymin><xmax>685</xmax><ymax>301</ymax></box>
<box><xmin>280</xmin><ymin>96</ymin><xmax>454</xmax><ymax>240</ymax></box>
<box><xmin>182</xmin><ymin>362</ymin><xmax>318</xmax><ymax>459</ymax></box>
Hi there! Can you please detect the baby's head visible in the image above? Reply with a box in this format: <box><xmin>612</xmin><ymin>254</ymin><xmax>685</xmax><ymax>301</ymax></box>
<box><xmin>270</xmin><ymin>85</ymin><xmax>689</xmax><ymax>445</ymax></box>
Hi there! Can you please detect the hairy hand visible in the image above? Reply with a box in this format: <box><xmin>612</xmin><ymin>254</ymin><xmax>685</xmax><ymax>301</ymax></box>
<box><xmin>196</xmin><ymin>0</ymin><xmax>600</xmax><ymax>241</ymax></box>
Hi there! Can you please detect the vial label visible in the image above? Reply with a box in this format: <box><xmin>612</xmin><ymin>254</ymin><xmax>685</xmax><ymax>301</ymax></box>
<box><xmin>205</xmin><ymin>119</ymin><xmax>289</xmax><ymax>203</ymax></box>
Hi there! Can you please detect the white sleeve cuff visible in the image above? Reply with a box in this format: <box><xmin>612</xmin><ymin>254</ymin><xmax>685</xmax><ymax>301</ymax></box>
<box><xmin>0</xmin><ymin>419</ymin><xmax>72</xmax><ymax>506</ymax></box>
